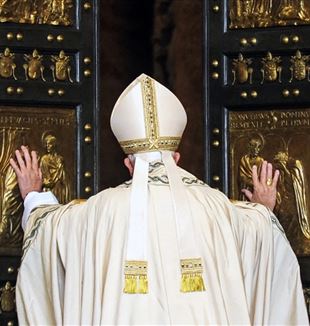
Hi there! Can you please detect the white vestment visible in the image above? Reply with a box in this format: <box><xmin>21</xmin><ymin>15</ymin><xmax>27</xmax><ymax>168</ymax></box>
<box><xmin>17</xmin><ymin>162</ymin><xmax>308</xmax><ymax>325</ymax></box>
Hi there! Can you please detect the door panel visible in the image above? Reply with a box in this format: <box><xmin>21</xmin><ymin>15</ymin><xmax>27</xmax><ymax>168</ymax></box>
<box><xmin>205</xmin><ymin>0</ymin><xmax>310</xmax><ymax>313</ymax></box>
<box><xmin>0</xmin><ymin>1</ymin><xmax>100</xmax><ymax>324</ymax></box>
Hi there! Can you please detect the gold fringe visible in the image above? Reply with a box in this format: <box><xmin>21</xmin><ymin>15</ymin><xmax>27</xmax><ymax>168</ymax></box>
<box><xmin>123</xmin><ymin>260</ymin><xmax>148</xmax><ymax>294</ymax></box>
<box><xmin>180</xmin><ymin>258</ymin><xmax>206</xmax><ymax>293</ymax></box>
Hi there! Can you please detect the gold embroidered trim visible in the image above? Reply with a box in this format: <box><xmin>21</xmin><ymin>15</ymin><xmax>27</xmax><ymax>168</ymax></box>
<box><xmin>141</xmin><ymin>76</ymin><xmax>159</xmax><ymax>140</ymax></box>
<box><xmin>120</xmin><ymin>136</ymin><xmax>181</xmax><ymax>154</ymax></box>
<box><xmin>180</xmin><ymin>258</ymin><xmax>206</xmax><ymax>293</ymax></box>
<box><xmin>123</xmin><ymin>260</ymin><xmax>148</xmax><ymax>294</ymax></box>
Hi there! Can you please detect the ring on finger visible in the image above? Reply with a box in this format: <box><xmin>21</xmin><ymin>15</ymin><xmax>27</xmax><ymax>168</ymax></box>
<box><xmin>266</xmin><ymin>178</ymin><xmax>272</xmax><ymax>186</ymax></box>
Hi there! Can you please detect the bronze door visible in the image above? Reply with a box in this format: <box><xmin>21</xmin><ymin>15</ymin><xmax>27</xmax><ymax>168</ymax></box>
<box><xmin>205</xmin><ymin>0</ymin><xmax>310</xmax><ymax>310</ymax></box>
<box><xmin>0</xmin><ymin>1</ymin><xmax>100</xmax><ymax>325</ymax></box>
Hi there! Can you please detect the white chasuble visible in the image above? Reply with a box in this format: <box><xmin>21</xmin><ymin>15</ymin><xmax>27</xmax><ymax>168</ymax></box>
<box><xmin>16</xmin><ymin>162</ymin><xmax>308</xmax><ymax>325</ymax></box>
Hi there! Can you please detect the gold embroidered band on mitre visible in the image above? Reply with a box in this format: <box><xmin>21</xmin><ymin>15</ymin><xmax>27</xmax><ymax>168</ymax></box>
<box><xmin>180</xmin><ymin>258</ymin><xmax>206</xmax><ymax>292</ymax></box>
<box><xmin>119</xmin><ymin>137</ymin><xmax>181</xmax><ymax>154</ymax></box>
<box><xmin>119</xmin><ymin>75</ymin><xmax>181</xmax><ymax>154</ymax></box>
<box><xmin>123</xmin><ymin>260</ymin><xmax>148</xmax><ymax>294</ymax></box>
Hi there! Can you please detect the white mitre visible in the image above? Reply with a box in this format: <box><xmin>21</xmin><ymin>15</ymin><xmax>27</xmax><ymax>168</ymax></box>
<box><xmin>110</xmin><ymin>73</ymin><xmax>187</xmax><ymax>154</ymax></box>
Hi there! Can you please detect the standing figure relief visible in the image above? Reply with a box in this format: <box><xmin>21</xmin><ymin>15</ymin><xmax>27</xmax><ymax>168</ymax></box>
<box><xmin>40</xmin><ymin>132</ymin><xmax>71</xmax><ymax>204</ymax></box>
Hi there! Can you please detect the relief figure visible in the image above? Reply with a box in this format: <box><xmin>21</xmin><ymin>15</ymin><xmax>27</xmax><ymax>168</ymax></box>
<box><xmin>274</xmin><ymin>0</ymin><xmax>310</xmax><ymax>24</ymax></box>
<box><xmin>261</xmin><ymin>52</ymin><xmax>282</xmax><ymax>84</ymax></box>
<box><xmin>0</xmin><ymin>165</ymin><xmax>23</xmax><ymax>246</ymax></box>
<box><xmin>0</xmin><ymin>128</ymin><xmax>24</xmax><ymax>247</ymax></box>
<box><xmin>230</xmin><ymin>0</ymin><xmax>310</xmax><ymax>28</ymax></box>
<box><xmin>232</xmin><ymin>53</ymin><xmax>253</xmax><ymax>85</ymax></box>
<box><xmin>0</xmin><ymin>281</ymin><xmax>15</xmax><ymax>313</ymax></box>
<box><xmin>23</xmin><ymin>49</ymin><xmax>46</xmax><ymax>81</ymax></box>
<box><xmin>238</xmin><ymin>136</ymin><xmax>265</xmax><ymax>200</ymax></box>
<box><xmin>40</xmin><ymin>133</ymin><xmax>71</xmax><ymax>204</ymax></box>
<box><xmin>0</xmin><ymin>0</ymin><xmax>73</xmax><ymax>26</ymax></box>
<box><xmin>289</xmin><ymin>50</ymin><xmax>310</xmax><ymax>82</ymax></box>
<box><xmin>0</xmin><ymin>48</ymin><xmax>17</xmax><ymax>80</ymax></box>
<box><xmin>273</xmin><ymin>151</ymin><xmax>310</xmax><ymax>251</ymax></box>
<box><xmin>50</xmin><ymin>50</ymin><xmax>73</xmax><ymax>83</ymax></box>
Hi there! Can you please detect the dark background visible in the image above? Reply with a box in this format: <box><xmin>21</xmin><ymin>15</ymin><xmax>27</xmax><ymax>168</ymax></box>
<box><xmin>100</xmin><ymin>0</ymin><xmax>204</xmax><ymax>188</ymax></box>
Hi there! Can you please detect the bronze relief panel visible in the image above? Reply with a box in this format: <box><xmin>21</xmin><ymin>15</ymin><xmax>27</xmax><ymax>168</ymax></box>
<box><xmin>0</xmin><ymin>107</ymin><xmax>76</xmax><ymax>248</ymax></box>
<box><xmin>229</xmin><ymin>0</ymin><xmax>310</xmax><ymax>29</ymax></box>
<box><xmin>0</xmin><ymin>0</ymin><xmax>75</xmax><ymax>26</ymax></box>
<box><xmin>229</xmin><ymin>108</ymin><xmax>310</xmax><ymax>256</ymax></box>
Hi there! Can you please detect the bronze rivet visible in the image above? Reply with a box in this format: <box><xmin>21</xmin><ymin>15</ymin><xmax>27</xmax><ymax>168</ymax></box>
<box><xmin>84</xmin><ymin>2</ymin><xmax>92</xmax><ymax>10</ymax></box>
<box><xmin>212</xmin><ymin>128</ymin><xmax>220</xmax><ymax>134</ymax></box>
<box><xmin>250</xmin><ymin>90</ymin><xmax>258</xmax><ymax>98</ymax></box>
<box><xmin>292</xmin><ymin>89</ymin><xmax>300</xmax><ymax>96</ymax></box>
<box><xmin>85</xmin><ymin>186</ymin><xmax>92</xmax><ymax>193</ymax></box>
<box><xmin>6</xmin><ymin>86</ymin><xmax>14</xmax><ymax>94</ymax></box>
<box><xmin>47</xmin><ymin>34</ymin><xmax>54</xmax><ymax>42</ymax></box>
<box><xmin>84</xmin><ymin>123</ymin><xmax>92</xmax><ymax>130</ymax></box>
<box><xmin>281</xmin><ymin>36</ymin><xmax>289</xmax><ymax>44</ymax></box>
<box><xmin>84</xmin><ymin>136</ymin><xmax>92</xmax><ymax>143</ymax></box>
<box><xmin>211</xmin><ymin>59</ymin><xmax>219</xmax><ymax>67</ymax></box>
<box><xmin>7</xmin><ymin>266</ymin><xmax>14</xmax><ymax>274</ymax></box>
<box><xmin>212</xmin><ymin>175</ymin><xmax>220</xmax><ymax>182</ymax></box>
<box><xmin>250</xmin><ymin>37</ymin><xmax>257</xmax><ymax>45</ymax></box>
<box><xmin>16</xmin><ymin>87</ymin><xmax>24</xmax><ymax>94</ymax></box>
<box><xmin>48</xmin><ymin>88</ymin><xmax>55</xmax><ymax>96</ymax></box>
<box><xmin>16</xmin><ymin>33</ymin><xmax>23</xmax><ymax>41</ymax></box>
<box><xmin>240</xmin><ymin>38</ymin><xmax>247</xmax><ymax>46</ymax></box>
<box><xmin>212</xmin><ymin>5</ymin><xmax>219</xmax><ymax>13</ymax></box>
<box><xmin>84</xmin><ymin>69</ymin><xmax>92</xmax><ymax>77</ymax></box>
<box><xmin>6</xmin><ymin>32</ymin><xmax>14</xmax><ymax>40</ymax></box>
<box><xmin>212</xmin><ymin>140</ymin><xmax>220</xmax><ymax>147</ymax></box>
<box><xmin>282</xmin><ymin>89</ymin><xmax>290</xmax><ymax>97</ymax></box>
<box><xmin>84</xmin><ymin>171</ymin><xmax>92</xmax><ymax>178</ymax></box>
<box><xmin>56</xmin><ymin>34</ymin><xmax>64</xmax><ymax>42</ymax></box>
<box><xmin>58</xmin><ymin>89</ymin><xmax>65</xmax><ymax>96</ymax></box>
<box><xmin>212</xmin><ymin>72</ymin><xmax>219</xmax><ymax>79</ymax></box>
<box><xmin>83</xmin><ymin>57</ymin><xmax>91</xmax><ymax>64</ymax></box>
<box><xmin>240</xmin><ymin>91</ymin><xmax>248</xmax><ymax>98</ymax></box>
<box><xmin>292</xmin><ymin>35</ymin><xmax>299</xmax><ymax>43</ymax></box>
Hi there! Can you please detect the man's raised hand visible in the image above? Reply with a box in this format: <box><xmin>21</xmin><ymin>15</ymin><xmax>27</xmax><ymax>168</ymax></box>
<box><xmin>10</xmin><ymin>145</ymin><xmax>42</xmax><ymax>200</ymax></box>
<box><xmin>241</xmin><ymin>160</ymin><xmax>279</xmax><ymax>211</ymax></box>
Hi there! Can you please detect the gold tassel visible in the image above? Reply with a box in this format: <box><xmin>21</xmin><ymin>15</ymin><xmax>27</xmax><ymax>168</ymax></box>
<box><xmin>123</xmin><ymin>260</ymin><xmax>148</xmax><ymax>294</ymax></box>
<box><xmin>180</xmin><ymin>258</ymin><xmax>206</xmax><ymax>292</ymax></box>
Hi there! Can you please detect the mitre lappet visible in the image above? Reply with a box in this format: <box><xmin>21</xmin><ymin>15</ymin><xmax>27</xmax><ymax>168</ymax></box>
<box><xmin>111</xmin><ymin>73</ymin><xmax>205</xmax><ymax>294</ymax></box>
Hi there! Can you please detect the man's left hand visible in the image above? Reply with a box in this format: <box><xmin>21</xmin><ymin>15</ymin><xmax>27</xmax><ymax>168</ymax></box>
<box><xmin>10</xmin><ymin>145</ymin><xmax>42</xmax><ymax>200</ymax></box>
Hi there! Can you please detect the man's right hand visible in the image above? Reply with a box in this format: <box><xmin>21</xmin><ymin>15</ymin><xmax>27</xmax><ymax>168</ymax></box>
<box><xmin>241</xmin><ymin>160</ymin><xmax>279</xmax><ymax>211</ymax></box>
<box><xmin>10</xmin><ymin>145</ymin><xmax>42</xmax><ymax>200</ymax></box>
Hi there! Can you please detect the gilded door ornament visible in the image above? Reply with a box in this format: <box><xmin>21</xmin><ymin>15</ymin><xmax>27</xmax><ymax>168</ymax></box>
<box><xmin>23</xmin><ymin>49</ymin><xmax>46</xmax><ymax>81</ymax></box>
<box><xmin>0</xmin><ymin>281</ymin><xmax>15</xmax><ymax>313</ymax></box>
<box><xmin>229</xmin><ymin>0</ymin><xmax>310</xmax><ymax>28</ymax></box>
<box><xmin>275</xmin><ymin>0</ymin><xmax>310</xmax><ymax>25</ymax></box>
<box><xmin>289</xmin><ymin>50</ymin><xmax>310</xmax><ymax>82</ymax></box>
<box><xmin>0</xmin><ymin>48</ymin><xmax>17</xmax><ymax>80</ymax></box>
<box><xmin>229</xmin><ymin>109</ymin><xmax>310</xmax><ymax>255</ymax></box>
<box><xmin>238</xmin><ymin>134</ymin><xmax>265</xmax><ymax>200</ymax></box>
<box><xmin>0</xmin><ymin>128</ymin><xmax>25</xmax><ymax>247</ymax></box>
<box><xmin>50</xmin><ymin>50</ymin><xmax>73</xmax><ymax>83</ymax></box>
<box><xmin>232</xmin><ymin>53</ymin><xmax>253</xmax><ymax>85</ymax></box>
<box><xmin>260</xmin><ymin>52</ymin><xmax>282</xmax><ymax>84</ymax></box>
<box><xmin>304</xmin><ymin>288</ymin><xmax>310</xmax><ymax>316</ymax></box>
<box><xmin>40</xmin><ymin>132</ymin><xmax>71</xmax><ymax>204</ymax></box>
<box><xmin>274</xmin><ymin>152</ymin><xmax>310</xmax><ymax>239</ymax></box>
<box><xmin>0</xmin><ymin>0</ymin><xmax>74</xmax><ymax>26</ymax></box>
